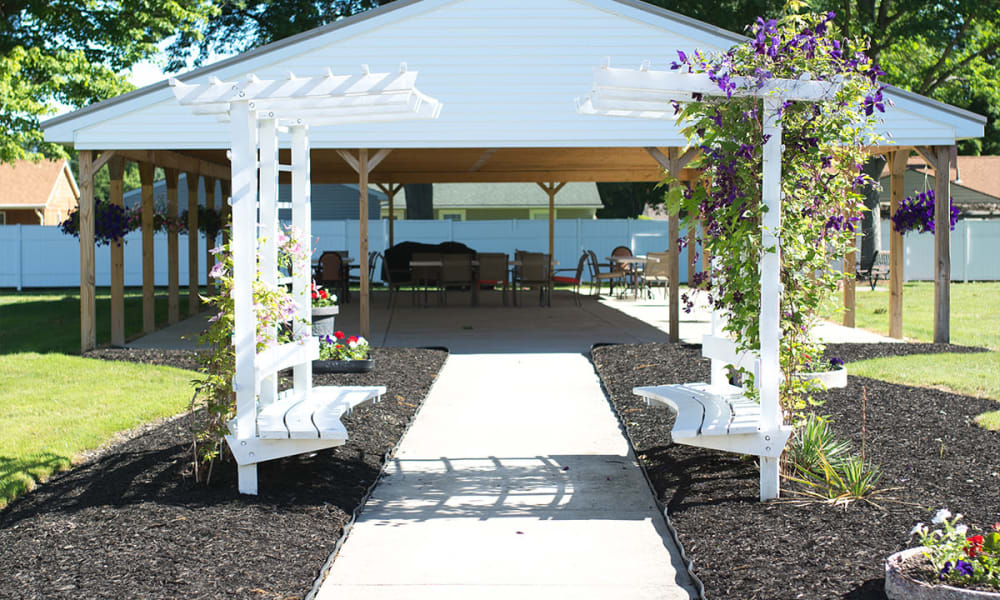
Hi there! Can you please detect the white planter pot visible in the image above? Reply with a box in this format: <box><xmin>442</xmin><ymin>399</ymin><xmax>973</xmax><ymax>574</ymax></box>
<box><xmin>795</xmin><ymin>365</ymin><xmax>847</xmax><ymax>389</ymax></box>
<box><xmin>312</xmin><ymin>305</ymin><xmax>340</xmax><ymax>338</ymax></box>
<box><xmin>886</xmin><ymin>547</ymin><xmax>1000</xmax><ymax>600</ymax></box>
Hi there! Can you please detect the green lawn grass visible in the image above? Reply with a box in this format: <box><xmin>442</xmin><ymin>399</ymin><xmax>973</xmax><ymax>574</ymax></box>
<box><xmin>822</xmin><ymin>281</ymin><xmax>1000</xmax><ymax>431</ymax></box>
<box><xmin>0</xmin><ymin>287</ymin><xmax>204</xmax><ymax>355</ymax></box>
<box><xmin>0</xmin><ymin>353</ymin><xmax>198</xmax><ymax>509</ymax></box>
<box><xmin>822</xmin><ymin>281</ymin><xmax>1000</xmax><ymax>350</ymax></box>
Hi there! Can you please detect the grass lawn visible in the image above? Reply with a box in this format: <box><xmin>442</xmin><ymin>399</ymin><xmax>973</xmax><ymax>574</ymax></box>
<box><xmin>0</xmin><ymin>353</ymin><xmax>198</xmax><ymax>509</ymax></box>
<box><xmin>823</xmin><ymin>281</ymin><xmax>1000</xmax><ymax>430</ymax></box>
<box><xmin>0</xmin><ymin>287</ymin><xmax>204</xmax><ymax>355</ymax></box>
<box><xmin>822</xmin><ymin>281</ymin><xmax>1000</xmax><ymax>350</ymax></box>
<box><xmin>0</xmin><ymin>288</ymin><xmax>207</xmax><ymax>508</ymax></box>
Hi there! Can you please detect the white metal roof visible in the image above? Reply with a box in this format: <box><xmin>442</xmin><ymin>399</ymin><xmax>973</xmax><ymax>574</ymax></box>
<box><xmin>44</xmin><ymin>0</ymin><xmax>985</xmax><ymax>150</ymax></box>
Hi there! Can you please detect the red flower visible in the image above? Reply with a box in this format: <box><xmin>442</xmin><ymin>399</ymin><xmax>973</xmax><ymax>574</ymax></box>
<box><xmin>965</xmin><ymin>535</ymin><xmax>984</xmax><ymax>558</ymax></box>
<box><xmin>348</xmin><ymin>336</ymin><xmax>358</xmax><ymax>343</ymax></box>
<box><xmin>311</xmin><ymin>291</ymin><xmax>319</xmax><ymax>299</ymax></box>
<box><xmin>334</xmin><ymin>331</ymin><xmax>345</xmax><ymax>340</ymax></box>
<box><xmin>321</xmin><ymin>289</ymin><xmax>328</xmax><ymax>299</ymax></box>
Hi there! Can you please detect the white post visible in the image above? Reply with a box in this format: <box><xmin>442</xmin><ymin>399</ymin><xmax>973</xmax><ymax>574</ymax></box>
<box><xmin>291</xmin><ymin>124</ymin><xmax>313</xmax><ymax>394</ymax></box>
<box><xmin>258</xmin><ymin>118</ymin><xmax>279</xmax><ymax>410</ymax></box>
<box><xmin>16</xmin><ymin>224</ymin><xmax>23</xmax><ymax>291</ymax></box>
<box><xmin>231</xmin><ymin>100</ymin><xmax>259</xmax><ymax>495</ymax></box>
<box><xmin>759</xmin><ymin>96</ymin><xmax>783</xmax><ymax>501</ymax></box>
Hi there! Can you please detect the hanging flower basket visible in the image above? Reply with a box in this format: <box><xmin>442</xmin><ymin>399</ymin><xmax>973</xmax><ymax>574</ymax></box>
<box><xmin>886</xmin><ymin>547</ymin><xmax>1000</xmax><ymax>600</ymax></box>
<box><xmin>311</xmin><ymin>305</ymin><xmax>339</xmax><ymax>337</ymax></box>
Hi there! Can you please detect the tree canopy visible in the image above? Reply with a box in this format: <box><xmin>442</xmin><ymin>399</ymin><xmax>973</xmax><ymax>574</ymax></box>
<box><xmin>0</xmin><ymin>0</ymin><xmax>214</xmax><ymax>162</ymax></box>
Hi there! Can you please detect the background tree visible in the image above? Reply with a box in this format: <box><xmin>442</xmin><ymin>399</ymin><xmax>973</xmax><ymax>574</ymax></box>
<box><xmin>1</xmin><ymin>0</ymin><xmax>214</xmax><ymax>163</ymax></box>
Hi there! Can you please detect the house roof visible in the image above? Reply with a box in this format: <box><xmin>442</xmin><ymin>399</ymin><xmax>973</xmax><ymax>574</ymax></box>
<box><xmin>0</xmin><ymin>159</ymin><xmax>78</xmax><ymax>209</ymax></box>
<box><xmin>43</xmin><ymin>0</ymin><xmax>985</xmax><ymax>158</ymax></box>
<box><xmin>879</xmin><ymin>156</ymin><xmax>1000</xmax><ymax>204</ymax></box>
<box><xmin>391</xmin><ymin>182</ymin><xmax>602</xmax><ymax>209</ymax></box>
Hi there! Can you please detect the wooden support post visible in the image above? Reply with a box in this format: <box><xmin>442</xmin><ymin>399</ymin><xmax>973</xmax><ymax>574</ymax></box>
<box><xmin>536</xmin><ymin>182</ymin><xmax>566</xmax><ymax>263</ymax></box>
<box><xmin>687</xmin><ymin>222</ymin><xmax>697</xmax><ymax>284</ymax></box>
<box><xmin>667</xmin><ymin>149</ymin><xmax>681</xmax><ymax>343</ymax></box>
<box><xmin>165</xmin><ymin>168</ymin><xmax>180</xmax><ymax>324</ymax></box>
<box><xmin>139</xmin><ymin>161</ymin><xmax>155</xmax><ymax>334</ymax></box>
<box><xmin>376</xmin><ymin>183</ymin><xmax>402</xmax><ymax>248</ymax></box>
<box><xmin>843</xmin><ymin>224</ymin><xmax>857</xmax><ymax>328</ymax></box>
<box><xmin>933</xmin><ymin>146</ymin><xmax>951</xmax><ymax>343</ymax></box>
<box><xmin>78</xmin><ymin>151</ymin><xmax>96</xmax><ymax>353</ymax></box>
<box><xmin>187</xmin><ymin>173</ymin><xmax>200</xmax><ymax>316</ymax></box>
<box><xmin>888</xmin><ymin>150</ymin><xmax>908</xmax><ymax>339</ymax></box>
<box><xmin>700</xmin><ymin>218</ymin><xmax>710</xmax><ymax>277</ymax></box>
<box><xmin>204</xmin><ymin>177</ymin><xmax>216</xmax><ymax>295</ymax></box>
<box><xmin>359</xmin><ymin>150</ymin><xmax>370</xmax><ymax>341</ymax></box>
<box><xmin>221</xmin><ymin>179</ymin><xmax>232</xmax><ymax>244</ymax></box>
<box><xmin>108</xmin><ymin>156</ymin><xmax>126</xmax><ymax>347</ymax></box>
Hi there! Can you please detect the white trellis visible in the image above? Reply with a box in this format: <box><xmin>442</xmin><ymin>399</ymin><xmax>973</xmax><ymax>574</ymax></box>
<box><xmin>171</xmin><ymin>66</ymin><xmax>441</xmax><ymax>495</ymax></box>
<box><xmin>579</xmin><ymin>63</ymin><xmax>842</xmax><ymax>500</ymax></box>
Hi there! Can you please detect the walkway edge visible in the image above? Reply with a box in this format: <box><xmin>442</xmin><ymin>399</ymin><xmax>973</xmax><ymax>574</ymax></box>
<box><xmin>588</xmin><ymin>344</ymin><xmax>708</xmax><ymax>600</ymax></box>
<box><xmin>304</xmin><ymin>350</ymin><xmax>451</xmax><ymax>600</ymax></box>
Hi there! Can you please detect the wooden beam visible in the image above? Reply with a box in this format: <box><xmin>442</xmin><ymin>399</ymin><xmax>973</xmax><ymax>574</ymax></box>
<box><xmin>376</xmin><ymin>183</ymin><xmax>402</xmax><ymax>247</ymax></box>
<box><xmin>338</xmin><ymin>149</ymin><xmax>391</xmax><ymax>174</ymax></box>
<box><xmin>187</xmin><ymin>172</ymin><xmax>200</xmax><ymax>316</ymax></box>
<box><xmin>469</xmin><ymin>149</ymin><xmax>497</xmax><ymax>172</ymax></box>
<box><xmin>667</xmin><ymin>148</ymin><xmax>681</xmax><ymax>343</ymax></box>
<box><xmin>888</xmin><ymin>150</ymin><xmax>908</xmax><ymax>339</ymax></box>
<box><xmin>78</xmin><ymin>150</ymin><xmax>96</xmax><ymax>353</ymax></box>
<box><xmin>92</xmin><ymin>150</ymin><xmax>117</xmax><ymax>174</ymax></box>
<box><xmin>139</xmin><ymin>161</ymin><xmax>155</xmax><ymax>334</ymax></box>
<box><xmin>687</xmin><ymin>223</ymin><xmax>697</xmax><ymax>284</ymax></box>
<box><xmin>108</xmin><ymin>155</ymin><xmax>126</xmax><ymax>348</ymax></box>
<box><xmin>645</xmin><ymin>147</ymin><xmax>670</xmax><ymax>170</ymax></box>
<box><xmin>368</xmin><ymin>148</ymin><xmax>392</xmax><ymax>172</ymax></box>
<box><xmin>700</xmin><ymin>217</ymin><xmax>710</xmax><ymax>276</ymax></box>
<box><xmin>843</xmin><ymin>227</ymin><xmax>857</xmax><ymax>328</ymax></box>
<box><xmin>359</xmin><ymin>150</ymin><xmax>370</xmax><ymax>341</ymax></box>
<box><xmin>165</xmin><ymin>168</ymin><xmax>180</xmax><ymax>324</ymax></box>
<box><xmin>536</xmin><ymin>182</ymin><xmax>564</xmax><ymax>262</ymax></box>
<box><xmin>337</xmin><ymin>149</ymin><xmax>360</xmax><ymax>173</ymax></box>
<box><xmin>118</xmin><ymin>149</ymin><xmax>230</xmax><ymax>181</ymax></box>
<box><xmin>914</xmin><ymin>146</ymin><xmax>937</xmax><ymax>170</ymax></box>
<box><xmin>933</xmin><ymin>145</ymin><xmax>951</xmax><ymax>343</ymax></box>
<box><xmin>204</xmin><ymin>177</ymin><xmax>216</xmax><ymax>295</ymax></box>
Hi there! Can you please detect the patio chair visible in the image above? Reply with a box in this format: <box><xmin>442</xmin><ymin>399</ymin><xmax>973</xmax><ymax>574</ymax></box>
<box><xmin>411</xmin><ymin>251</ymin><xmax>443</xmax><ymax>306</ymax></box>
<box><xmin>441</xmin><ymin>253</ymin><xmax>475</xmax><ymax>305</ymax></box>
<box><xmin>476</xmin><ymin>252</ymin><xmax>509</xmax><ymax>306</ymax></box>
<box><xmin>316</xmin><ymin>251</ymin><xmax>349</xmax><ymax>304</ymax></box>
<box><xmin>639</xmin><ymin>251</ymin><xmax>670</xmax><ymax>300</ymax></box>
<box><xmin>587</xmin><ymin>249</ymin><xmax>627</xmax><ymax>297</ymax></box>
<box><xmin>514</xmin><ymin>251</ymin><xmax>551</xmax><ymax>307</ymax></box>
<box><xmin>552</xmin><ymin>252</ymin><xmax>588</xmax><ymax>306</ymax></box>
<box><xmin>349</xmin><ymin>251</ymin><xmax>381</xmax><ymax>288</ymax></box>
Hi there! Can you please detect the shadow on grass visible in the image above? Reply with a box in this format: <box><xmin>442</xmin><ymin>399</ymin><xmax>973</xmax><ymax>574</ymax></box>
<box><xmin>0</xmin><ymin>412</ymin><xmax>382</xmax><ymax>527</ymax></box>
<box><xmin>0</xmin><ymin>453</ymin><xmax>73</xmax><ymax>509</ymax></box>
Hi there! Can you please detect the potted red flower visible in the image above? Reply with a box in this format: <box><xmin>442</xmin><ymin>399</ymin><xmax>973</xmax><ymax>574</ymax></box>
<box><xmin>311</xmin><ymin>282</ymin><xmax>339</xmax><ymax>337</ymax></box>
<box><xmin>313</xmin><ymin>331</ymin><xmax>373</xmax><ymax>373</ymax></box>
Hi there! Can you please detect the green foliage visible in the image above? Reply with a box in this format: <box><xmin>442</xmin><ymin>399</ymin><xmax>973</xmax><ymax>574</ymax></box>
<box><xmin>786</xmin><ymin>413</ymin><xmax>851</xmax><ymax>475</ymax></box>
<box><xmin>1</xmin><ymin>0</ymin><xmax>215</xmax><ymax>163</ymax></box>
<box><xmin>164</xmin><ymin>0</ymin><xmax>386</xmax><ymax>72</ymax></box>
<box><xmin>645</xmin><ymin>0</ymin><xmax>1000</xmax><ymax>153</ymax></box>
<box><xmin>671</xmin><ymin>10</ymin><xmax>879</xmax><ymax>416</ymax></box>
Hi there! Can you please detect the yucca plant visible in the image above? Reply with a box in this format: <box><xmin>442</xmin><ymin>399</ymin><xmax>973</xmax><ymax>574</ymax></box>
<box><xmin>786</xmin><ymin>413</ymin><xmax>851</xmax><ymax>478</ymax></box>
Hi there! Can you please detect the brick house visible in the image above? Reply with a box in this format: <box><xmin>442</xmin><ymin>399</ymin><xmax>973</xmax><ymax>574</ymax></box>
<box><xmin>0</xmin><ymin>159</ymin><xmax>79</xmax><ymax>226</ymax></box>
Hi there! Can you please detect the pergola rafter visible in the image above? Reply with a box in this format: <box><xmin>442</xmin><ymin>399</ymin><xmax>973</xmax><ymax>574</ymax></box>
<box><xmin>171</xmin><ymin>66</ymin><xmax>441</xmax><ymax>495</ymax></box>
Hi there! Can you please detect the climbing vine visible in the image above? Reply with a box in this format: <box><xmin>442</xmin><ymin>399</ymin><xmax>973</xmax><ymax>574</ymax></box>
<box><xmin>667</xmin><ymin>9</ymin><xmax>884</xmax><ymax>417</ymax></box>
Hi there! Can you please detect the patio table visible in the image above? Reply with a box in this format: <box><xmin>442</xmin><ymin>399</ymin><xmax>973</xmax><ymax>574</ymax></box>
<box><xmin>606</xmin><ymin>255</ymin><xmax>655</xmax><ymax>299</ymax></box>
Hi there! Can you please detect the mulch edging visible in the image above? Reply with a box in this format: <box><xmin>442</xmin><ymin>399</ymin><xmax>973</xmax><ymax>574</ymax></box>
<box><xmin>0</xmin><ymin>347</ymin><xmax>446</xmax><ymax>600</ymax></box>
<box><xmin>592</xmin><ymin>342</ymin><xmax>1000</xmax><ymax>600</ymax></box>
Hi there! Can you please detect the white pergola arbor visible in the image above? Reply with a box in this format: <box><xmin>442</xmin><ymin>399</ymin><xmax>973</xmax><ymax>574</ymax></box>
<box><xmin>578</xmin><ymin>63</ymin><xmax>843</xmax><ymax>500</ymax></box>
<box><xmin>171</xmin><ymin>66</ymin><xmax>441</xmax><ymax>495</ymax></box>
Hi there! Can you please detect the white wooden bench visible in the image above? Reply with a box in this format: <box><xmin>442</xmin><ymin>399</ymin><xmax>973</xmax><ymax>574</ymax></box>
<box><xmin>632</xmin><ymin>334</ymin><xmax>790</xmax><ymax>459</ymax></box>
<box><xmin>226</xmin><ymin>384</ymin><xmax>385</xmax><ymax>467</ymax></box>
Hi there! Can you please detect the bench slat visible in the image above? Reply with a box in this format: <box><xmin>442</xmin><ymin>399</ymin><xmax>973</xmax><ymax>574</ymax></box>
<box><xmin>311</xmin><ymin>386</ymin><xmax>385</xmax><ymax>439</ymax></box>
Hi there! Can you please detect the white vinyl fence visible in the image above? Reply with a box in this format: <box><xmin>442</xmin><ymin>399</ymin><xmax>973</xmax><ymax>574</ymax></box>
<box><xmin>3</xmin><ymin>218</ymin><xmax>999</xmax><ymax>290</ymax></box>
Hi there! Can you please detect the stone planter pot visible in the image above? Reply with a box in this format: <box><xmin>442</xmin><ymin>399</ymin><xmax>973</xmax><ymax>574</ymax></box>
<box><xmin>311</xmin><ymin>305</ymin><xmax>339</xmax><ymax>338</ymax></box>
<box><xmin>886</xmin><ymin>547</ymin><xmax>1000</xmax><ymax>600</ymax></box>
<box><xmin>795</xmin><ymin>365</ymin><xmax>847</xmax><ymax>389</ymax></box>
<box><xmin>312</xmin><ymin>357</ymin><xmax>374</xmax><ymax>374</ymax></box>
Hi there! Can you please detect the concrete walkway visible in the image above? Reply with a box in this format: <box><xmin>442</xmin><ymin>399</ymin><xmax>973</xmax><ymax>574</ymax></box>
<box><xmin>317</xmin><ymin>353</ymin><xmax>697</xmax><ymax>599</ymax></box>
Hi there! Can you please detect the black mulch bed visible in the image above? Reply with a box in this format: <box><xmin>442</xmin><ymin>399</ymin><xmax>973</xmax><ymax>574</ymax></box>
<box><xmin>592</xmin><ymin>342</ymin><xmax>1000</xmax><ymax>600</ymax></box>
<box><xmin>0</xmin><ymin>347</ymin><xmax>446</xmax><ymax>600</ymax></box>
